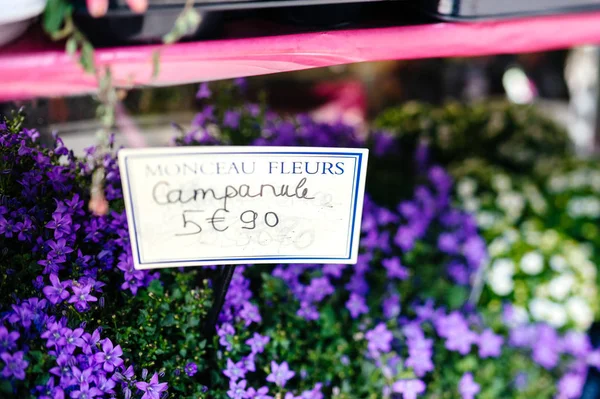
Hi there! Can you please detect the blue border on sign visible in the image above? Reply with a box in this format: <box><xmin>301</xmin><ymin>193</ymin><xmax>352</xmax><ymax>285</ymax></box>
<box><xmin>123</xmin><ymin>151</ymin><xmax>364</xmax><ymax>265</ymax></box>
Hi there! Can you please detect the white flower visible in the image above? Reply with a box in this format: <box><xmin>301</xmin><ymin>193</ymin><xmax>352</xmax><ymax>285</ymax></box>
<box><xmin>487</xmin><ymin>258</ymin><xmax>515</xmax><ymax>296</ymax></box>
<box><xmin>476</xmin><ymin>211</ymin><xmax>496</xmax><ymax>229</ymax></box>
<box><xmin>488</xmin><ymin>237</ymin><xmax>510</xmax><ymax>257</ymax></box>
<box><xmin>457</xmin><ymin>178</ymin><xmax>477</xmax><ymax>198</ymax></box>
<box><xmin>565</xmin><ymin>246</ymin><xmax>589</xmax><ymax>268</ymax></box>
<box><xmin>550</xmin><ymin>255</ymin><xmax>568</xmax><ymax>272</ymax></box>
<box><xmin>548</xmin><ymin>175</ymin><xmax>568</xmax><ymax>193</ymax></box>
<box><xmin>496</xmin><ymin>192</ymin><xmax>525</xmax><ymax>220</ymax></box>
<box><xmin>492</xmin><ymin>258</ymin><xmax>516</xmax><ymax>274</ymax></box>
<box><xmin>529</xmin><ymin>298</ymin><xmax>552</xmax><ymax>321</ymax></box>
<box><xmin>524</xmin><ymin>228</ymin><xmax>541</xmax><ymax>246</ymax></box>
<box><xmin>510</xmin><ymin>305</ymin><xmax>530</xmax><ymax>326</ymax></box>
<box><xmin>540</xmin><ymin>230</ymin><xmax>560</xmax><ymax>251</ymax></box>
<box><xmin>523</xmin><ymin>183</ymin><xmax>547</xmax><ymax>214</ymax></box>
<box><xmin>529</xmin><ymin>298</ymin><xmax>567</xmax><ymax>328</ymax></box>
<box><xmin>566</xmin><ymin>297</ymin><xmax>594</xmax><ymax>330</ymax></box>
<box><xmin>520</xmin><ymin>251</ymin><xmax>544</xmax><ymax>275</ymax></box>
<box><xmin>548</xmin><ymin>274</ymin><xmax>575</xmax><ymax>301</ymax></box>
<box><xmin>492</xmin><ymin>174</ymin><xmax>512</xmax><ymax>191</ymax></box>
<box><xmin>546</xmin><ymin>304</ymin><xmax>568</xmax><ymax>328</ymax></box>
<box><xmin>591</xmin><ymin>171</ymin><xmax>600</xmax><ymax>192</ymax></box>
<box><xmin>488</xmin><ymin>274</ymin><xmax>514</xmax><ymax>296</ymax></box>
<box><xmin>569</xmin><ymin>170</ymin><xmax>588</xmax><ymax>189</ymax></box>
<box><xmin>569</xmin><ymin>196</ymin><xmax>600</xmax><ymax>218</ymax></box>
<box><xmin>503</xmin><ymin>229</ymin><xmax>519</xmax><ymax>244</ymax></box>
<box><xmin>463</xmin><ymin>198</ymin><xmax>480</xmax><ymax>213</ymax></box>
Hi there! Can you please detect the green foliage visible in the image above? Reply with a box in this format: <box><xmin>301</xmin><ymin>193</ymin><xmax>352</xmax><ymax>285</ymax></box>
<box><xmin>374</xmin><ymin>101</ymin><xmax>572</xmax><ymax>174</ymax></box>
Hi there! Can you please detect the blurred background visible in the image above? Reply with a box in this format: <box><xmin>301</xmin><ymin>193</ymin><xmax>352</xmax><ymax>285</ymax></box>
<box><xmin>1</xmin><ymin>46</ymin><xmax>598</xmax><ymax>156</ymax></box>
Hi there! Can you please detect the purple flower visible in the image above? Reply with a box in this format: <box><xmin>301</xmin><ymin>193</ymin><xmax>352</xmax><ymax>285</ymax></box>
<box><xmin>224</xmin><ymin>111</ymin><xmax>241</xmax><ymax>129</ymax></box>
<box><xmin>247</xmin><ymin>386</ymin><xmax>272</xmax><ymax>399</ymax></box>
<box><xmin>345</xmin><ymin>273</ymin><xmax>369</xmax><ymax>296</ymax></box>
<box><xmin>0</xmin><ymin>216</ymin><xmax>17</xmax><ymax>238</ymax></box>
<box><xmin>438</xmin><ymin>232</ymin><xmax>459</xmax><ymax>254</ymax></box>
<box><xmin>246</xmin><ymin>333</ymin><xmax>270</xmax><ymax>354</ymax></box>
<box><xmin>72</xmin><ymin>366</ymin><xmax>93</xmax><ymax>384</ymax></box>
<box><xmin>185</xmin><ymin>362</ymin><xmax>198</xmax><ymax>377</ymax></box>
<box><xmin>240</xmin><ymin>302</ymin><xmax>262</xmax><ymax>326</ymax></box>
<box><xmin>135</xmin><ymin>372</ymin><xmax>168</xmax><ymax>399</ymax></box>
<box><xmin>297</xmin><ymin>301</ymin><xmax>319</xmax><ymax>321</ymax></box>
<box><xmin>266</xmin><ymin>361</ymin><xmax>295</xmax><ymax>388</ymax></box>
<box><xmin>41</xmin><ymin>322</ymin><xmax>62</xmax><ymax>349</ymax></box>
<box><xmin>224</xmin><ymin>358</ymin><xmax>247</xmax><ymax>382</ymax></box>
<box><xmin>218</xmin><ymin>323</ymin><xmax>235</xmax><ymax>351</ymax></box>
<box><xmin>323</xmin><ymin>264</ymin><xmax>346</xmax><ymax>278</ymax></box>
<box><xmin>47</xmin><ymin>238</ymin><xmax>74</xmax><ymax>262</ymax></box>
<box><xmin>94</xmin><ymin>338</ymin><xmax>124</xmax><ymax>372</ymax></box>
<box><xmin>558</xmin><ymin>372</ymin><xmax>585</xmax><ymax>399</ymax></box>
<box><xmin>49</xmin><ymin>353</ymin><xmax>75</xmax><ymax>386</ymax></box>
<box><xmin>0</xmin><ymin>326</ymin><xmax>19</xmax><ymax>351</ymax></box>
<box><xmin>382</xmin><ymin>294</ymin><xmax>401</xmax><ymax>319</ymax></box>
<box><xmin>97</xmin><ymin>372</ymin><xmax>117</xmax><ymax>394</ymax></box>
<box><xmin>38</xmin><ymin>377</ymin><xmax>65</xmax><ymax>399</ymax></box>
<box><xmin>68</xmin><ymin>283</ymin><xmax>98</xmax><ymax>311</ymax></box>
<box><xmin>46</xmin><ymin>212</ymin><xmax>72</xmax><ymax>239</ymax></box>
<box><xmin>234</xmin><ymin>77</ymin><xmax>247</xmax><ymax>89</ymax></box>
<box><xmin>533</xmin><ymin>343</ymin><xmax>559</xmax><ymax>369</ymax></box>
<box><xmin>192</xmin><ymin>106</ymin><xmax>215</xmax><ymax>127</ymax></box>
<box><xmin>15</xmin><ymin>217</ymin><xmax>34</xmax><ymax>241</ymax></box>
<box><xmin>382</xmin><ymin>258</ymin><xmax>409</xmax><ymax>280</ymax></box>
<box><xmin>58</xmin><ymin>327</ymin><xmax>85</xmax><ymax>353</ymax></box>
<box><xmin>562</xmin><ymin>331</ymin><xmax>591</xmax><ymax>357</ymax></box>
<box><xmin>394</xmin><ymin>226</ymin><xmax>416</xmax><ymax>252</ymax></box>
<box><xmin>1</xmin><ymin>351</ymin><xmax>28</xmax><ymax>380</ymax></box>
<box><xmin>459</xmin><ymin>373</ymin><xmax>480</xmax><ymax>399</ymax></box>
<box><xmin>509</xmin><ymin>325</ymin><xmax>535</xmax><ymax>347</ymax></box>
<box><xmin>365</xmin><ymin>323</ymin><xmax>393</xmax><ymax>357</ymax></box>
<box><xmin>82</xmin><ymin>329</ymin><xmax>101</xmax><ymax>355</ymax></box>
<box><xmin>8</xmin><ymin>302</ymin><xmax>35</xmax><ymax>329</ymax></box>
<box><xmin>299</xmin><ymin>383</ymin><xmax>324</xmax><ymax>399</ymax></box>
<box><xmin>346</xmin><ymin>293</ymin><xmax>368</xmax><ymax>319</ymax></box>
<box><xmin>436</xmin><ymin>312</ymin><xmax>477</xmax><ymax>355</ymax></box>
<box><xmin>532</xmin><ymin>325</ymin><xmax>560</xmax><ymax>369</ymax></box>
<box><xmin>392</xmin><ymin>379</ymin><xmax>426</xmax><ymax>399</ymax></box>
<box><xmin>71</xmin><ymin>382</ymin><xmax>102</xmax><ymax>399</ymax></box>
<box><xmin>43</xmin><ymin>273</ymin><xmax>71</xmax><ymax>305</ymax></box>
<box><xmin>447</xmin><ymin>262</ymin><xmax>470</xmax><ymax>285</ymax></box>
<box><xmin>305</xmin><ymin>277</ymin><xmax>334</xmax><ymax>302</ymax></box>
<box><xmin>462</xmin><ymin>236</ymin><xmax>487</xmax><ymax>269</ymax></box>
<box><xmin>228</xmin><ymin>379</ymin><xmax>249</xmax><ymax>399</ymax></box>
<box><xmin>196</xmin><ymin>83</ymin><xmax>212</xmax><ymax>99</ymax></box>
<box><xmin>404</xmin><ymin>326</ymin><xmax>434</xmax><ymax>377</ymax></box>
<box><xmin>478</xmin><ymin>329</ymin><xmax>503</xmax><ymax>358</ymax></box>
<box><xmin>414</xmin><ymin>300</ymin><xmax>435</xmax><ymax>321</ymax></box>
<box><xmin>121</xmin><ymin>365</ymin><xmax>135</xmax><ymax>380</ymax></box>
<box><xmin>242</xmin><ymin>355</ymin><xmax>256</xmax><ymax>372</ymax></box>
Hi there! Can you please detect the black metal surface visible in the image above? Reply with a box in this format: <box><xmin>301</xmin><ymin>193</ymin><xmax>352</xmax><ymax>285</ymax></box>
<box><xmin>421</xmin><ymin>0</ymin><xmax>600</xmax><ymax>21</ymax></box>
<box><xmin>203</xmin><ymin>265</ymin><xmax>237</xmax><ymax>340</ymax></box>
<box><xmin>70</xmin><ymin>1</ymin><xmax>422</xmax><ymax>45</ymax></box>
<box><xmin>73</xmin><ymin>0</ymin><xmax>395</xmax><ymax>15</ymax></box>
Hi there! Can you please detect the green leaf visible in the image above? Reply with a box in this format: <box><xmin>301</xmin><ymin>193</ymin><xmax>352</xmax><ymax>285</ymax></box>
<box><xmin>43</xmin><ymin>0</ymin><xmax>72</xmax><ymax>34</ymax></box>
<box><xmin>0</xmin><ymin>379</ymin><xmax>12</xmax><ymax>394</ymax></box>
<box><xmin>80</xmin><ymin>42</ymin><xmax>96</xmax><ymax>74</ymax></box>
<box><xmin>152</xmin><ymin>50</ymin><xmax>161</xmax><ymax>79</ymax></box>
<box><xmin>66</xmin><ymin>37</ymin><xmax>78</xmax><ymax>55</ymax></box>
<box><xmin>148</xmin><ymin>279</ymin><xmax>165</xmax><ymax>296</ymax></box>
<box><xmin>161</xmin><ymin>313</ymin><xmax>176</xmax><ymax>327</ymax></box>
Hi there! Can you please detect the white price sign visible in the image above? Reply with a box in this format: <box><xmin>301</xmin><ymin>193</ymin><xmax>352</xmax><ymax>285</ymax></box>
<box><xmin>118</xmin><ymin>147</ymin><xmax>368</xmax><ymax>269</ymax></box>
